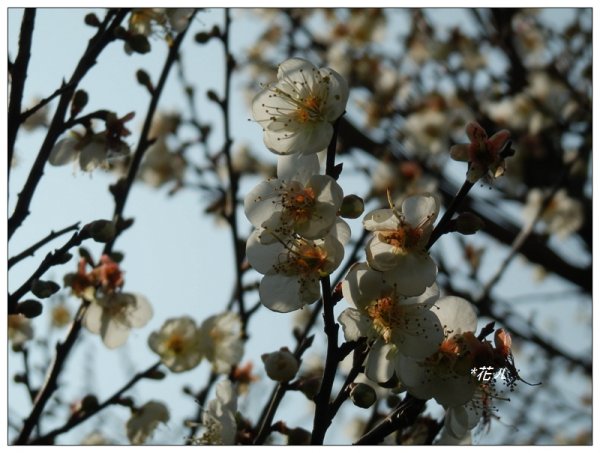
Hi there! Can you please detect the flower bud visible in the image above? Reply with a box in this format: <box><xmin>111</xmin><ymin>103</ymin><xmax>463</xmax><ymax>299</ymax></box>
<box><xmin>206</xmin><ymin>89</ymin><xmax>220</xmax><ymax>104</ymax></box>
<box><xmin>297</xmin><ymin>374</ymin><xmax>321</xmax><ymax>400</ymax></box>
<box><xmin>31</xmin><ymin>279</ymin><xmax>60</xmax><ymax>299</ymax></box>
<box><xmin>350</xmin><ymin>382</ymin><xmax>377</xmax><ymax>408</ymax></box>
<box><xmin>18</xmin><ymin>300</ymin><xmax>43</xmax><ymax>319</ymax></box>
<box><xmin>454</xmin><ymin>212</ymin><xmax>484</xmax><ymax>235</ymax></box>
<box><xmin>84</xmin><ymin>13</ymin><xmax>100</xmax><ymax>27</ymax></box>
<box><xmin>287</xmin><ymin>427</ymin><xmax>311</xmax><ymax>445</ymax></box>
<box><xmin>339</xmin><ymin>194</ymin><xmax>365</xmax><ymax>219</ymax></box>
<box><xmin>80</xmin><ymin>395</ymin><xmax>99</xmax><ymax>412</ymax></box>
<box><xmin>70</xmin><ymin>90</ymin><xmax>88</xmax><ymax>117</ymax></box>
<box><xmin>195</xmin><ymin>31</ymin><xmax>211</xmax><ymax>43</ymax></box>
<box><xmin>136</xmin><ymin>69</ymin><xmax>153</xmax><ymax>93</ymax></box>
<box><xmin>85</xmin><ymin>220</ymin><xmax>116</xmax><ymax>243</ymax></box>
<box><xmin>128</xmin><ymin>34</ymin><xmax>151</xmax><ymax>54</ymax></box>
<box><xmin>261</xmin><ymin>348</ymin><xmax>299</xmax><ymax>382</ymax></box>
<box><xmin>55</xmin><ymin>251</ymin><xmax>73</xmax><ymax>264</ymax></box>
<box><xmin>146</xmin><ymin>369</ymin><xmax>166</xmax><ymax>380</ymax></box>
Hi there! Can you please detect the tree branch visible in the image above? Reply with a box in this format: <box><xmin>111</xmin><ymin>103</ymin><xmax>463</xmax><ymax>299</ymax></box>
<box><xmin>8</xmin><ymin>8</ymin><xmax>36</xmax><ymax>177</ymax></box>
<box><xmin>30</xmin><ymin>361</ymin><xmax>162</xmax><ymax>444</ymax></box>
<box><xmin>8</xmin><ymin>222</ymin><xmax>80</xmax><ymax>270</ymax></box>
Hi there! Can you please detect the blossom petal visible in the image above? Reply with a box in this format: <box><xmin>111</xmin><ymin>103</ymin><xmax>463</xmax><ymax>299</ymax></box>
<box><xmin>365</xmin><ymin>339</ymin><xmax>395</xmax><ymax>383</ymax></box>
<box><xmin>433</xmin><ymin>296</ymin><xmax>478</xmax><ymax>336</ymax></box>
<box><xmin>276</xmin><ymin>153</ymin><xmax>320</xmax><ymax>183</ymax></box>
<box><xmin>320</xmin><ymin>66</ymin><xmax>349</xmax><ymax>121</ymax></box>
<box><xmin>449</xmin><ymin>144</ymin><xmax>470</xmax><ymax>162</ymax></box>
<box><xmin>338</xmin><ymin>308</ymin><xmax>370</xmax><ymax>341</ymax></box>
<box><xmin>383</xmin><ymin>253</ymin><xmax>438</xmax><ymax>296</ymax></box>
<box><xmin>363</xmin><ymin>209</ymin><xmax>399</xmax><ymax>231</ymax></box>
<box><xmin>259</xmin><ymin>274</ymin><xmax>318</xmax><ymax>312</ymax></box>
<box><xmin>49</xmin><ymin>137</ymin><xmax>78</xmax><ymax>166</ymax></box>
<box><xmin>402</xmin><ymin>194</ymin><xmax>438</xmax><ymax>228</ymax></box>
<box><xmin>246</xmin><ymin>229</ymin><xmax>284</xmax><ymax>274</ymax></box>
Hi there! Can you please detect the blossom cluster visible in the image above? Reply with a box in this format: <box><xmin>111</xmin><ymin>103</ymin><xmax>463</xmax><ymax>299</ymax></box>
<box><xmin>246</xmin><ymin>58</ymin><xmax>351</xmax><ymax>313</ymax></box>
<box><xmin>64</xmin><ymin>254</ymin><xmax>153</xmax><ymax>349</ymax></box>
<box><xmin>243</xmin><ymin>58</ymin><xmax>522</xmax><ymax>442</ymax></box>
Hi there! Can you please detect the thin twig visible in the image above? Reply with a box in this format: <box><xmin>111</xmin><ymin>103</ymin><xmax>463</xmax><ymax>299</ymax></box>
<box><xmin>19</xmin><ymin>82</ymin><xmax>75</xmax><ymax>124</ymax></box>
<box><xmin>30</xmin><ymin>361</ymin><xmax>162</xmax><ymax>444</ymax></box>
<box><xmin>102</xmin><ymin>10</ymin><xmax>197</xmax><ymax>256</ymax></box>
<box><xmin>8</xmin><ymin>227</ymin><xmax>91</xmax><ymax>313</ymax></box>
<box><xmin>8</xmin><ymin>8</ymin><xmax>36</xmax><ymax>176</ymax></box>
<box><xmin>216</xmin><ymin>9</ymin><xmax>248</xmax><ymax>330</ymax></box>
<box><xmin>8</xmin><ymin>9</ymin><xmax>128</xmax><ymax>240</ymax></box>
<box><xmin>14</xmin><ymin>301</ymin><xmax>90</xmax><ymax>444</ymax></box>
<box><xmin>8</xmin><ymin>222</ymin><xmax>80</xmax><ymax>269</ymax></box>
<box><xmin>355</xmin><ymin>395</ymin><xmax>426</xmax><ymax>445</ymax></box>
<box><xmin>253</xmin><ymin>335</ymin><xmax>315</xmax><ymax>444</ymax></box>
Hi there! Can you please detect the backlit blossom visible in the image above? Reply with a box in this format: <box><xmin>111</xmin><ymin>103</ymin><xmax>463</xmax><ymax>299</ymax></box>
<box><xmin>450</xmin><ymin>121</ymin><xmax>511</xmax><ymax>183</ymax></box>
<box><xmin>138</xmin><ymin>137</ymin><xmax>186</xmax><ymax>188</ymax></box>
<box><xmin>245</xmin><ymin>154</ymin><xmax>343</xmax><ymax>242</ymax></box>
<box><xmin>148</xmin><ymin>317</ymin><xmax>203</xmax><ymax>372</ymax></box>
<box><xmin>197</xmin><ymin>312</ymin><xmax>244</xmax><ymax>374</ymax></box>
<box><xmin>252</xmin><ymin>57</ymin><xmax>349</xmax><ymax>155</ymax></box>
<box><xmin>83</xmin><ymin>292</ymin><xmax>153</xmax><ymax>349</ymax></box>
<box><xmin>395</xmin><ymin>296</ymin><xmax>479</xmax><ymax>407</ymax></box>
<box><xmin>246</xmin><ymin>219</ymin><xmax>350</xmax><ymax>312</ymax></box>
<box><xmin>8</xmin><ymin>314</ymin><xmax>33</xmax><ymax>348</ymax></box>
<box><xmin>196</xmin><ymin>380</ymin><xmax>238</xmax><ymax>445</ymax></box>
<box><xmin>49</xmin><ymin>113</ymin><xmax>134</xmax><ymax>172</ymax></box>
<box><xmin>339</xmin><ymin>263</ymin><xmax>443</xmax><ymax>383</ymax></box>
<box><xmin>126</xmin><ymin>401</ymin><xmax>170</xmax><ymax>445</ymax></box>
<box><xmin>523</xmin><ymin>188</ymin><xmax>584</xmax><ymax>239</ymax></box>
<box><xmin>363</xmin><ymin>194</ymin><xmax>438</xmax><ymax>296</ymax></box>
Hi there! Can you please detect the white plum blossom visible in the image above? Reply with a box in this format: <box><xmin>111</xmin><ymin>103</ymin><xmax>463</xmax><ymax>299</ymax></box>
<box><xmin>363</xmin><ymin>194</ymin><xmax>439</xmax><ymax>296</ymax></box>
<box><xmin>523</xmin><ymin>188</ymin><xmax>584</xmax><ymax>239</ymax></box>
<box><xmin>49</xmin><ymin>131</ymin><xmax>128</xmax><ymax>172</ymax></box>
<box><xmin>340</xmin><ymin>263</ymin><xmax>443</xmax><ymax>360</ymax></box>
<box><xmin>197</xmin><ymin>380</ymin><xmax>238</xmax><ymax>445</ymax></box>
<box><xmin>148</xmin><ymin>316</ymin><xmax>203</xmax><ymax>373</ymax></box>
<box><xmin>339</xmin><ymin>263</ymin><xmax>443</xmax><ymax>383</ymax></box>
<box><xmin>197</xmin><ymin>312</ymin><xmax>244</xmax><ymax>374</ymax></box>
<box><xmin>245</xmin><ymin>153</ymin><xmax>343</xmax><ymax>242</ymax></box>
<box><xmin>395</xmin><ymin>296</ymin><xmax>479</xmax><ymax>407</ymax></box>
<box><xmin>246</xmin><ymin>219</ymin><xmax>350</xmax><ymax>312</ymax></box>
<box><xmin>83</xmin><ymin>292</ymin><xmax>153</xmax><ymax>349</ymax></box>
<box><xmin>126</xmin><ymin>401</ymin><xmax>170</xmax><ymax>445</ymax></box>
<box><xmin>8</xmin><ymin>314</ymin><xmax>34</xmax><ymax>348</ymax></box>
<box><xmin>252</xmin><ymin>57</ymin><xmax>349</xmax><ymax>155</ymax></box>
<box><xmin>138</xmin><ymin>137</ymin><xmax>186</xmax><ymax>188</ymax></box>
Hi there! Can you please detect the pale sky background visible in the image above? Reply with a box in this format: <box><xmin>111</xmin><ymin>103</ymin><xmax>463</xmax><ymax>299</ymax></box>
<box><xmin>3</xmin><ymin>4</ymin><xmax>596</xmax><ymax>447</ymax></box>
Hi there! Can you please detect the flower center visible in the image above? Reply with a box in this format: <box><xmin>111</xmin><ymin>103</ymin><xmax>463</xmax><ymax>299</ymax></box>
<box><xmin>366</xmin><ymin>295</ymin><xmax>406</xmax><ymax>343</ymax></box>
<box><xmin>295</xmin><ymin>95</ymin><xmax>323</xmax><ymax>123</ymax></box>
<box><xmin>165</xmin><ymin>334</ymin><xmax>186</xmax><ymax>354</ymax></box>
<box><xmin>275</xmin><ymin>239</ymin><xmax>329</xmax><ymax>277</ymax></box>
<box><xmin>379</xmin><ymin>225</ymin><xmax>423</xmax><ymax>253</ymax></box>
<box><xmin>281</xmin><ymin>186</ymin><xmax>316</xmax><ymax>224</ymax></box>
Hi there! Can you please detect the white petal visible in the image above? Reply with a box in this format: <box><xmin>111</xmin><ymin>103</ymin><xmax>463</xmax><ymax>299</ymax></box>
<box><xmin>277</xmin><ymin>58</ymin><xmax>317</xmax><ymax>85</ymax></box>
<box><xmin>320</xmin><ymin>66</ymin><xmax>349</xmax><ymax>121</ymax></box>
<box><xmin>101</xmin><ymin>315</ymin><xmax>131</xmax><ymax>349</ymax></box>
<box><xmin>391</xmin><ymin>307</ymin><xmax>444</xmax><ymax>359</ymax></box>
<box><xmin>365</xmin><ymin>235</ymin><xmax>402</xmax><ymax>272</ymax></box>
<box><xmin>402</xmin><ymin>194</ymin><xmax>438</xmax><ymax>227</ymax></box>
<box><xmin>264</xmin><ymin>122</ymin><xmax>333</xmax><ymax>155</ymax></box>
<box><xmin>260</xmin><ymin>274</ymin><xmax>317</xmax><ymax>312</ymax></box>
<box><xmin>79</xmin><ymin>139</ymin><xmax>106</xmax><ymax>171</ymax></box>
<box><xmin>365</xmin><ymin>339</ymin><xmax>395</xmax><ymax>383</ymax></box>
<box><xmin>244</xmin><ymin>179</ymin><xmax>282</xmax><ymax>228</ymax></box>
<box><xmin>338</xmin><ymin>308</ymin><xmax>370</xmax><ymax>341</ymax></box>
<box><xmin>49</xmin><ymin>137</ymin><xmax>78</xmax><ymax>166</ymax></box>
<box><xmin>246</xmin><ymin>229</ymin><xmax>284</xmax><ymax>274</ymax></box>
<box><xmin>276</xmin><ymin>154</ymin><xmax>320</xmax><ymax>183</ymax></box>
<box><xmin>83</xmin><ymin>302</ymin><xmax>103</xmax><ymax>334</ymax></box>
<box><xmin>433</xmin><ymin>296</ymin><xmax>478</xmax><ymax>336</ymax></box>
<box><xmin>382</xmin><ymin>254</ymin><xmax>438</xmax><ymax>296</ymax></box>
<box><xmin>331</xmin><ymin>218</ymin><xmax>351</xmax><ymax>246</ymax></box>
<box><xmin>363</xmin><ymin>209</ymin><xmax>399</xmax><ymax>231</ymax></box>
<box><xmin>127</xmin><ymin>293</ymin><xmax>153</xmax><ymax>328</ymax></box>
